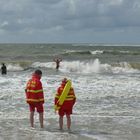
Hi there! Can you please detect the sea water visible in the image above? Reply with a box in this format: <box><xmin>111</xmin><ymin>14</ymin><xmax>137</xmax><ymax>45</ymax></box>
<box><xmin>0</xmin><ymin>44</ymin><xmax>140</xmax><ymax>140</ymax></box>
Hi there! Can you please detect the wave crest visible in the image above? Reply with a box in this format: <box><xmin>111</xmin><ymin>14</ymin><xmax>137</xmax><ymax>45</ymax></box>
<box><xmin>31</xmin><ymin>59</ymin><xmax>140</xmax><ymax>74</ymax></box>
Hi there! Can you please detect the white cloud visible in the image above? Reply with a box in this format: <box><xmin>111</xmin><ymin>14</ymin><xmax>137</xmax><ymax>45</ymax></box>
<box><xmin>1</xmin><ymin>21</ymin><xmax>8</xmax><ymax>27</ymax></box>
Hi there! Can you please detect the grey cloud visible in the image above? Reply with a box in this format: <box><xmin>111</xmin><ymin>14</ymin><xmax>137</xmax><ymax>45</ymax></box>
<box><xmin>0</xmin><ymin>0</ymin><xmax>140</xmax><ymax>43</ymax></box>
<box><xmin>1</xmin><ymin>0</ymin><xmax>140</xmax><ymax>30</ymax></box>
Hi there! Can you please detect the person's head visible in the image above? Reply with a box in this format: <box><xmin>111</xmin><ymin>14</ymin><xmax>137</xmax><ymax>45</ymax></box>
<box><xmin>61</xmin><ymin>78</ymin><xmax>68</xmax><ymax>85</ymax></box>
<box><xmin>34</xmin><ymin>69</ymin><xmax>42</xmax><ymax>79</ymax></box>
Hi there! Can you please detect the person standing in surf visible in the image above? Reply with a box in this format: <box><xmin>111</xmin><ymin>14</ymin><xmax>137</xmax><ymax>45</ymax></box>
<box><xmin>1</xmin><ymin>63</ymin><xmax>7</xmax><ymax>75</ymax></box>
<box><xmin>25</xmin><ymin>69</ymin><xmax>45</xmax><ymax>128</ymax></box>
<box><xmin>54</xmin><ymin>78</ymin><xmax>76</xmax><ymax>130</ymax></box>
<box><xmin>53</xmin><ymin>57</ymin><xmax>62</xmax><ymax>70</ymax></box>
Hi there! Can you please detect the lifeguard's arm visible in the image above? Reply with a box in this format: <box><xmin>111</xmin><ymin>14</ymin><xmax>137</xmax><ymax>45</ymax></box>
<box><xmin>25</xmin><ymin>79</ymin><xmax>32</xmax><ymax>93</ymax></box>
<box><xmin>54</xmin><ymin>88</ymin><xmax>61</xmax><ymax>112</ymax></box>
<box><xmin>54</xmin><ymin>95</ymin><xmax>59</xmax><ymax>112</ymax></box>
<box><xmin>25</xmin><ymin>81</ymin><xmax>30</xmax><ymax>101</ymax></box>
<box><xmin>71</xmin><ymin>88</ymin><xmax>76</xmax><ymax>105</ymax></box>
<box><xmin>54</xmin><ymin>95</ymin><xmax>59</xmax><ymax>105</ymax></box>
<box><xmin>54</xmin><ymin>88</ymin><xmax>61</xmax><ymax>105</ymax></box>
<box><xmin>36</xmin><ymin>80</ymin><xmax>45</xmax><ymax>104</ymax></box>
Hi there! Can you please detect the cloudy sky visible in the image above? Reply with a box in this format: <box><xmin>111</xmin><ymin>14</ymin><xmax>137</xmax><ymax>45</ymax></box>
<box><xmin>0</xmin><ymin>0</ymin><xmax>140</xmax><ymax>44</ymax></box>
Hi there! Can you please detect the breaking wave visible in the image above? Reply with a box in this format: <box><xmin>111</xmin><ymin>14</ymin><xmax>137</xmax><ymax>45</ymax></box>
<box><xmin>31</xmin><ymin>59</ymin><xmax>140</xmax><ymax>74</ymax></box>
<box><xmin>60</xmin><ymin>49</ymin><xmax>140</xmax><ymax>56</ymax></box>
<box><xmin>4</xmin><ymin>59</ymin><xmax>140</xmax><ymax>74</ymax></box>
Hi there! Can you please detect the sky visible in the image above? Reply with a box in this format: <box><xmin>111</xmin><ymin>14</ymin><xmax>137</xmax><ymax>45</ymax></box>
<box><xmin>0</xmin><ymin>0</ymin><xmax>140</xmax><ymax>44</ymax></box>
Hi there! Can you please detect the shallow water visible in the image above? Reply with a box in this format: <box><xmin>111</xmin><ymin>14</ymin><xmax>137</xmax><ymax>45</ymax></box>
<box><xmin>0</xmin><ymin>69</ymin><xmax>140</xmax><ymax>140</ymax></box>
<box><xmin>0</xmin><ymin>44</ymin><xmax>140</xmax><ymax>140</ymax></box>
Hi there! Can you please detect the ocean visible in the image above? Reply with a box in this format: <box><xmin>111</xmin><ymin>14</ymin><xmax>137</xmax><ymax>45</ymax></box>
<box><xmin>0</xmin><ymin>43</ymin><xmax>140</xmax><ymax>140</ymax></box>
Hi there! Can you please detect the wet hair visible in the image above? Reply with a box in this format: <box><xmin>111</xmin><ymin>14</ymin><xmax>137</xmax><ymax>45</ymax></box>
<box><xmin>34</xmin><ymin>69</ymin><xmax>42</xmax><ymax>75</ymax></box>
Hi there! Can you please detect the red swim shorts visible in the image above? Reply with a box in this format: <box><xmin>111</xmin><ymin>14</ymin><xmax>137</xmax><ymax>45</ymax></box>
<box><xmin>58</xmin><ymin>108</ymin><xmax>72</xmax><ymax>116</ymax></box>
<box><xmin>29</xmin><ymin>103</ymin><xmax>44</xmax><ymax>113</ymax></box>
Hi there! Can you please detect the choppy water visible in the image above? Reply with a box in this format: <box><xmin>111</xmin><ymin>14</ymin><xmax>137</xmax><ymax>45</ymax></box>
<box><xmin>0</xmin><ymin>43</ymin><xmax>140</xmax><ymax>140</ymax></box>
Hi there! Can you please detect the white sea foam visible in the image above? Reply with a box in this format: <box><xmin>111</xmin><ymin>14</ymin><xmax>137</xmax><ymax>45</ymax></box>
<box><xmin>0</xmin><ymin>60</ymin><xmax>140</xmax><ymax>140</ymax></box>
<box><xmin>7</xmin><ymin>63</ymin><xmax>24</xmax><ymax>71</ymax></box>
<box><xmin>31</xmin><ymin>59</ymin><xmax>139</xmax><ymax>74</ymax></box>
<box><xmin>91</xmin><ymin>50</ymin><xmax>104</xmax><ymax>55</ymax></box>
<box><xmin>31</xmin><ymin>62</ymin><xmax>56</xmax><ymax>69</ymax></box>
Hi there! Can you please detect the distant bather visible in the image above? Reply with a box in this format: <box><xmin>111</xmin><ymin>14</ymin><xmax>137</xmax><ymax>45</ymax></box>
<box><xmin>1</xmin><ymin>63</ymin><xmax>7</xmax><ymax>75</ymax></box>
<box><xmin>53</xmin><ymin>58</ymin><xmax>62</xmax><ymax>70</ymax></box>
